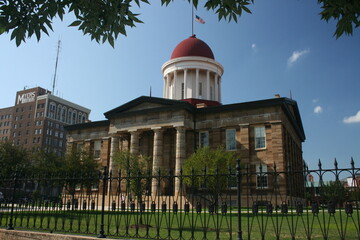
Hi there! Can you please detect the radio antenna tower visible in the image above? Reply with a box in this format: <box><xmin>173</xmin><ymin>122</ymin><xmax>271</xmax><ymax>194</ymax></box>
<box><xmin>52</xmin><ymin>40</ymin><xmax>61</xmax><ymax>94</ymax></box>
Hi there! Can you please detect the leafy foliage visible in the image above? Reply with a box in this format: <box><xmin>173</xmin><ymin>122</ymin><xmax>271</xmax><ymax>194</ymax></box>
<box><xmin>32</xmin><ymin>149</ymin><xmax>64</xmax><ymax>176</ymax></box>
<box><xmin>319</xmin><ymin>180</ymin><xmax>348</xmax><ymax>205</ymax></box>
<box><xmin>318</xmin><ymin>0</ymin><xmax>360</xmax><ymax>38</ymax></box>
<box><xmin>0</xmin><ymin>0</ymin><xmax>148</xmax><ymax>47</ymax></box>
<box><xmin>113</xmin><ymin>150</ymin><xmax>151</xmax><ymax>201</ymax></box>
<box><xmin>0</xmin><ymin>141</ymin><xmax>30</xmax><ymax>177</ymax></box>
<box><xmin>183</xmin><ymin>146</ymin><xmax>237</xmax><ymax>203</ymax></box>
<box><xmin>1</xmin><ymin>0</ymin><xmax>357</xmax><ymax>47</ymax></box>
<box><xmin>62</xmin><ymin>150</ymin><xmax>100</xmax><ymax>195</ymax></box>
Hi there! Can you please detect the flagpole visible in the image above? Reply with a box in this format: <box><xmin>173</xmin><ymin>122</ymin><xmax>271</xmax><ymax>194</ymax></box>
<box><xmin>191</xmin><ymin>0</ymin><xmax>194</xmax><ymax>35</ymax></box>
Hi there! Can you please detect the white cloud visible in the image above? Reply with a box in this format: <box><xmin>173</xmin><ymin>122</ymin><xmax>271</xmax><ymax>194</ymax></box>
<box><xmin>343</xmin><ymin>111</ymin><xmax>360</xmax><ymax>124</ymax></box>
<box><xmin>288</xmin><ymin>49</ymin><xmax>310</xmax><ymax>66</ymax></box>
<box><xmin>312</xmin><ymin>98</ymin><xmax>319</xmax><ymax>103</ymax></box>
<box><xmin>251</xmin><ymin>43</ymin><xmax>257</xmax><ymax>52</ymax></box>
<box><xmin>314</xmin><ymin>106</ymin><xmax>323</xmax><ymax>114</ymax></box>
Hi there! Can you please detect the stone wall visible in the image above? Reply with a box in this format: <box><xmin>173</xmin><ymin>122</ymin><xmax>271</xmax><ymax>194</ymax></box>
<box><xmin>0</xmin><ymin>229</ymin><xmax>114</xmax><ymax>240</ymax></box>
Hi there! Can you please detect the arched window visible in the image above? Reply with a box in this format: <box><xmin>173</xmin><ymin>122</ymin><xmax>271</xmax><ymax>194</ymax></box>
<box><xmin>78</xmin><ymin>112</ymin><xmax>82</xmax><ymax>123</ymax></box>
<box><xmin>57</xmin><ymin>104</ymin><xmax>62</xmax><ymax>120</ymax></box>
<box><xmin>49</xmin><ymin>102</ymin><xmax>56</xmax><ymax>118</ymax></box>
<box><xmin>72</xmin><ymin>110</ymin><xmax>77</xmax><ymax>124</ymax></box>
<box><xmin>62</xmin><ymin>106</ymin><xmax>67</xmax><ymax>122</ymax></box>
<box><xmin>68</xmin><ymin>109</ymin><xmax>73</xmax><ymax>124</ymax></box>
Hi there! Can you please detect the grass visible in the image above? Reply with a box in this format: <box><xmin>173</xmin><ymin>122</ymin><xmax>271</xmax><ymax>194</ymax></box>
<box><xmin>0</xmin><ymin>207</ymin><xmax>359</xmax><ymax>239</ymax></box>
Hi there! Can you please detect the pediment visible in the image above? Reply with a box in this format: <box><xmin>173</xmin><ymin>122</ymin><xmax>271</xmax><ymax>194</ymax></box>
<box><xmin>124</xmin><ymin>102</ymin><xmax>167</xmax><ymax>113</ymax></box>
<box><xmin>104</xmin><ymin>96</ymin><xmax>193</xmax><ymax>118</ymax></box>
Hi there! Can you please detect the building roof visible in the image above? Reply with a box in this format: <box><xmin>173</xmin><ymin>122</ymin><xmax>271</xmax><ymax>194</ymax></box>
<box><xmin>66</xmin><ymin>95</ymin><xmax>305</xmax><ymax>142</ymax></box>
<box><xmin>170</xmin><ymin>35</ymin><xmax>215</xmax><ymax>60</ymax></box>
<box><xmin>64</xmin><ymin>120</ymin><xmax>110</xmax><ymax>131</ymax></box>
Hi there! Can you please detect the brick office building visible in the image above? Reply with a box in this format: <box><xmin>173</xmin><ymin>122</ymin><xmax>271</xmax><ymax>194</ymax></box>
<box><xmin>0</xmin><ymin>107</ymin><xmax>14</xmax><ymax>142</ymax></box>
<box><xmin>65</xmin><ymin>35</ymin><xmax>306</xmax><ymax>199</ymax></box>
<box><xmin>0</xmin><ymin>87</ymin><xmax>90</xmax><ymax>155</ymax></box>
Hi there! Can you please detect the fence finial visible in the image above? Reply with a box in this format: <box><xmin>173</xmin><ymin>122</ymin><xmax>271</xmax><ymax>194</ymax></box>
<box><xmin>334</xmin><ymin>158</ymin><xmax>338</xmax><ymax>169</ymax></box>
<box><xmin>318</xmin><ymin>159</ymin><xmax>322</xmax><ymax>170</ymax></box>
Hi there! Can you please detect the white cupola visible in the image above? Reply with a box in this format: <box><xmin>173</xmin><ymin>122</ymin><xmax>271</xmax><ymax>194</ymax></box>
<box><xmin>161</xmin><ymin>35</ymin><xmax>224</xmax><ymax>103</ymax></box>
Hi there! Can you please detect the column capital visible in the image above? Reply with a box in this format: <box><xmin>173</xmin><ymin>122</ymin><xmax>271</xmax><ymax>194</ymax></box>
<box><xmin>175</xmin><ymin>126</ymin><xmax>186</xmax><ymax>133</ymax></box>
<box><xmin>152</xmin><ymin>127</ymin><xmax>164</xmax><ymax>133</ymax></box>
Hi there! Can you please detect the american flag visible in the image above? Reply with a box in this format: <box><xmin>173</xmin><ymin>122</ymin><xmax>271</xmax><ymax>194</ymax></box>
<box><xmin>195</xmin><ymin>15</ymin><xmax>205</xmax><ymax>24</ymax></box>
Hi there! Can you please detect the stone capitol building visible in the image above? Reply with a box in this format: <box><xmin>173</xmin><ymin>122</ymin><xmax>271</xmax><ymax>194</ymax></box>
<box><xmin>65</xmin><ymin>35</ymin><xmax>305</xmax><ymax>200</ymax></box>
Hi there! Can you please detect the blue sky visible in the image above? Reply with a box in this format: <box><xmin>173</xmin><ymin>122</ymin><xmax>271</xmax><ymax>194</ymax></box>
<box><xmin>1</xmin><ymin>0</ymin><xmax>359</xmax><ymax>170</ymax></box>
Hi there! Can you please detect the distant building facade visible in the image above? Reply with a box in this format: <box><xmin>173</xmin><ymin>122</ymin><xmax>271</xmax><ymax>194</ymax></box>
<box><xmin>0</xmin><ymin>106</ymin><xmax>14</xmax><ymax>142</ymax></box>
<box><xmin>65</xmin><ymin>35</ymin><xmax>306</xmax><ymax>199</ymax></box>
<box><xmin>0</xmin><ymin>87</ymin><xmax>90</xmax><ymax>155</ymax></box>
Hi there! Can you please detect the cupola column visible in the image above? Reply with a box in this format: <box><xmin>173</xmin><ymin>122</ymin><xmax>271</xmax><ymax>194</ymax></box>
<box><xmin>165</xmin><ymin>74</ymin><xmax>169</xmax><ymax>98</ymax></box>
<box><xmin>173</xmin><ymin>71</ymin><xmax>177</xmax><ymax>99</ymax></box>
<box><xmin>215</xmin><ymin>74</ymin><xmax>219</xmax><ymax>101</ymax></box>
<box><xmin>218</xmin><ymin>76</ymin><xmax>222</xmax><ymax>102</ymax></box>
<box><xmin>183</xmin><ymin>69</ymin><xmax>188</xmax><ymax>99</ymax></box>
<box><xmin>195</xmin><ymin>69</ymin><xmax>199</xmax><ymax>98</ymax></box>
<box><xmin>206</xmin><ymin>71</ymin><xmax>210</xmax><ymax>100</ymax></box>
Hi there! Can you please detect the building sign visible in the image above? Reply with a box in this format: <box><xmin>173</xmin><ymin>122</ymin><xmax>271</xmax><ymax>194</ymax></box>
<box><xmin>17</xmin><ymin>91</ymin><xmax>36</xmax><ymax>104</ymax></box>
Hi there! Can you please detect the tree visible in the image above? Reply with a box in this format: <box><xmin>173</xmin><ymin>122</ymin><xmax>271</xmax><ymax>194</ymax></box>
<box><xmin>113</xmin><ymin>150</ymin><xmax>151</xmax><ymax>202</ymax></box>
<box><xmin>62</xmin><ymin>150</ymin><xmax>100</xmax><ymax>196</ymax></box>
<box><xmin>1</xmin><ymin>1</ymin><xmax>358</xmax><ymax>47</ymax></box>
<box><xmin>0</xmin><ymin>141</ymin><xmax>30</xmax><ymax>177</ymax></box>
<box><xmin>182</xmin><ymin>146</ymin><xmax>237</xmax><ymax>206</ymax></box>
<box><xmin>32</xmin><ymin>149</ymin><xmax>64</xmax><ymax>176</ymax></box>
<box><xmin>319</xmin><ymin>180</ymin><xmax>348</xmax><ymax>206</ymax></box>
<box><xmin>113</xmin><ymin>150</ymin><xmax>151</xmax><ymax>225</ymax></box>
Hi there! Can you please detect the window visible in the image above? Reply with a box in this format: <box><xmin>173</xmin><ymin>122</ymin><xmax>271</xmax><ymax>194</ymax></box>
<box><xmin>181</xmin><ymin>83</ymin><xmax>184</xmax><ymax>99</ymax></box>
<box><xmin>199</xmin><ymin>82</ymin><xmax>203</xmax><ymax>98</ymax></box>
<box><xmin>256</xmin><ymin>164</ymin><xmax>268</xmax><ymax>188</ymax></box>
<box><xmin>94</xmin><ymin>140</ymin><xmax>101</xmax><ymax>159</ymax></box>
<box><xmin>255</xmin><ymin>126</ymin><xmax>266</xmax><ymax>149</ymax></box>
<box><xmin>199</xmin><ymin>131</ymin><xmax>209</xmax><ymax>147</ymax></box>
<box><xmin>226</xmin><ymin>129</ymin><xmax>236</xmax><ymax>150</ymax></box>
<box><xmin>76</xmin><ymin>143</ymin><xmax>83</xmax><ymax>153</ymax></box>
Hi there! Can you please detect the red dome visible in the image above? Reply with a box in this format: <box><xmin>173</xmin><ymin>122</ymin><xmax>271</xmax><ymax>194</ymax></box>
<box><xmin>171</xmin><ymin>35</ymin><xmax>215</xmax><ymax>60</ymax></box>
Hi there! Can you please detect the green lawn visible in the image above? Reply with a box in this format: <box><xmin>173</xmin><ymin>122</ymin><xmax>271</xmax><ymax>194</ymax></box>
<box><xmin>0</xmin><ymin>207</ymin><xmax>359</xmax><ymax>240</ymax></box>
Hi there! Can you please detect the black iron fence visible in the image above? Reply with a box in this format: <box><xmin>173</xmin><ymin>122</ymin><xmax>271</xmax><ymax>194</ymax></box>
<box><xmin>0</xmin><ymin>159</ymin><xmax>359</xmax><ymax>240</ymax></box>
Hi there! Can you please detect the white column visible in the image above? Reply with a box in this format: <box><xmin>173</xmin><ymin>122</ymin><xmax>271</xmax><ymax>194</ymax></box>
<box><xmin>183</xmin><ymin>69</ymin><xmax>187</xmax><ymax>99</ymax></box>
<box><xmin>129</xmin><ymin>131</ymin><xmax>139</xmax><ymax>154</ymax></box>
<box><xmin>175</xmin><ymin>127</ymin><xmax>186</xmax><ymax>195</ymax></box>
<box><xmin>218</xmin><ymin>76</ymin><xmax>222</xmax><ymax>102</ymax></box>
<box><xmin>173</xmin><ymin>70</ymin><xmax>177</xmax><ymax>99</ymax></box>
<box><xmin>165</xmin><ymin>74</ymin><xmax>170</xmax><ymax>98</ymax></box>
<box><xmin>109</xmin><ymin>136</ymin><xmax>119</xmax><ymax>172</ymax></box>
<box><xmin>206</xmin><ymin>71</ymin><xmax>210</xmax><ymax>100</ymax></box>
<box><xmin>163</xmin><ymin>76</ymin><xmax>166</xmax><ymax>98</ymax></box>
<box><xmin>215</xmin><ymin>74</ymin><xmax>219</xmax><ymax>101</ymax></box>
<box><xmin>195</xmin><ymin>69</ymin><xmax>199</xmax><ymax>98</ymax></box>
<box><xmin>152</xmin><ymin>128</ymin><xmax>164</xmax><ymax>196</ymax></box>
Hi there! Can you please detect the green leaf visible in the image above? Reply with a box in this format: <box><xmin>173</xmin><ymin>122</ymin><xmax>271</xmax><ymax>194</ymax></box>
<box><xmin>108</xmin><ymin>35</ymin><xmax>114</xmax><ymax>48</ymax></box>
<box><xmin>69</xmin><ymin>20</ymin><xmax>81</xmax><ymax>27</ymax></box>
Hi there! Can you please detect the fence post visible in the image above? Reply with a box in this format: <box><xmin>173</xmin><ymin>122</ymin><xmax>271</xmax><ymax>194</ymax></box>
<box><xmin>98</xmin><ymin>166</ymin><xmax>107</xmax><ymax>238</ymax></box>
<box><xmin>7</xmin><ymin>171</ymin><xmax>17</xmax><ymax>230</ymax></box>
<box><xmin>236</xmin><ymin>159</ymin><xmax>242</xmax><ymax>240</ymax></box>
